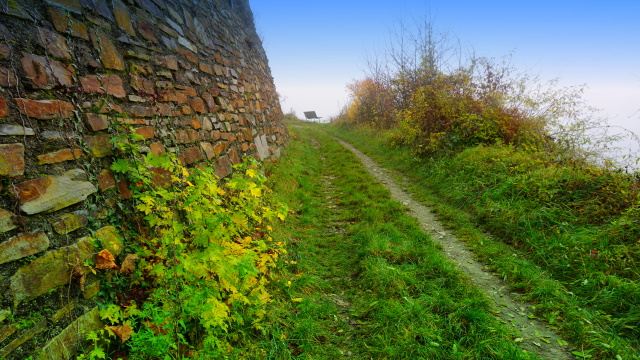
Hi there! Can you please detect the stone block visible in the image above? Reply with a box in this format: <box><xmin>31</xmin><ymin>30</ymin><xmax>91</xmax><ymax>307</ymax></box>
<box><xmin>0</xmin><ymin>231</ymin><xmax>50</xmax><ymax>265</ymax></box>
<box><xmin>130</xmin><ymin>75</ymin><xmax>155</xmax><ymax>95</ymax></box>
<box><xmin>22</xmin><ymin>53</ymin><xmax>75</xmax><ymax>88</ymax></box>
<box><xmin>149</xmin><ymin>142</ymin><xmax>166</xmax><ymax>156</ymax></box>
<box><xmin>15</xmin><ymin>98</ymin><xmax>75</xmax><ymax>119</ymax></box>
<box><xmin>0</xmin><ymin>124</ymin><xmax>36</xmax><ymax>135</ymax></box>
<box><xmin>199</xmin><ymin>62</ymin><xmax>213</xmax><ymax>74</ymax></box>
<box><xmin>113</xmin><ymin>0</ymin><xmax>135</xmax><ymax>36</ymax></box>
<box><xmin>80</xmin><ymin>75</ymin><xmax>126</xmax><ymax>98</ymax></box>
<box><xmin>50</xmin><ymin>211</ymin><xmax>88</xmax><ymax>234</ymax></box>
<box><xmin>37</xmin><ymin>148</ymin><xmax>83</xmax><ymax>165</ymax></box>
<box><xmin>84</xmin><ymin>134</ymin><xmax>114</xmax><ymax>157</ymax></box>
<box><xmin>135</xmin><ymin>126</ymin><xmax>155</xmax><ymax>140</ymax></box>
<box><xmin>135</xmin><ymin>0</ymin><xmax>162</xmax><ymax>18</ymax></box>
<box><xmin>0</xmin><ymin>319</ymin><xmax>46</xmax><ymax>358</ymax></box>
<box><xmin>0</xmin><ymin>143</ymin><xmax>24</xmax><ymax>176</ymax></box>
<box><xmin>199</xmin><ymin>142</ymin><xmax>215</xmax><ymax>160</ymax></box>
<box><xmin>97</xmin><ymin>169</ymin><xmax>116</xmax><ymax>190</ymax></box>
<box><xmin>45</xmin><ymin>0</ymin><xmax>82</xmax><ymax>13</ymax></box>
<box><xmin>48</xmin><ymin>8</ymin><xmax>89</xmax><ymax>40</ymax></box>
<box><xmin>0</xmin><ymin>68</ymin><xmax>17</xmax><ymax>87</ymax></box>
<box><xmin>91</xmin><ymin>30</ymin><xmax>125</xmax><ymax>71</ymax></box>
<box><xmin>181</xmin><ymin>147</ymin><xmax>202</xmax><ymax>165</ymax></box>
<box><xmin>12</xmin><ymin>169</ymin><xmax>98</xmax><ymax>214</ymax></box>
<box><xmin>85</xmin><ymin>113</ymin><xmax>110</xmax><ymax>131</ymax></box>
<box><xmin>36</xmin><ymin>27</ymin><xmax>71</xmax><ymax>60</ymax></box>
<box><xmin>254</xmin><ymin>134</ymin><xmax>269</xmax><ymax>160</ymax></box>
<box><xmin>10</xmin><ymin>226</ymin><xmax>121</xmax><ymax>304</ymax></box>
<box><xmin>0</xmin><ymin>95</ymin><xmax>8</xmax><ymax>117</ymax></box>
<box><xmin>0</xmin><ymin>0</ymin><xmax>33</xmax><ymax>20</ymax></box>
<box><xmin>213</xmin><ymin>141</ymin><xmax>227</xmax><ymax>156</ymax></box>
<box><xmin>181</xmin><ymin>105</ymin><xmax>193</xmax><ymax>115</ymax></box>
<box><xmin>228</xmin><ymin>147</ymin><xmax>240</xmax><ymax>165</ymax></box>
<box><xmin>0</xmin><ymin>208</ymin><xmax>16</xmax><ymax>233</ymax></box>
<box><xmin>215</xmin><ymin>155</ymin><xmax>232</xmax><ymax>178</ymax></box>
<box><xmin>129</xmin><ymin>105</ymin><xmax>153</xmax><ymax>117</ymax></box>
<box><xmin>36</xmin><ymin>307</ymin><xmax>103</xmax><ymax>360</ymax></box>
<box><xmin>189</xmin><ymin>97</ymin><xmax>206</xmax><ymax>113</ymax></box>
<box><xmin>137</xmin><ymin>21</ymin><xmax>157</xmax><ymax>43</ymax></box>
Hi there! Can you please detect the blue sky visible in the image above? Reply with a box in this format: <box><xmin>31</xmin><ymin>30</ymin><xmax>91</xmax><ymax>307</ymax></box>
<box><xmin>250</xmin><ymin>1</ymin><xmax>639</xmax><ymax>135</ymax></box>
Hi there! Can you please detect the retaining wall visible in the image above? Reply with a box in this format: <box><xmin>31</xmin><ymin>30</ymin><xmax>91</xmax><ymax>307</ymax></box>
<box><xmin>0</xmin><ymin>0</ymin><xmax>287</xmax><ymax>358</ymax></box>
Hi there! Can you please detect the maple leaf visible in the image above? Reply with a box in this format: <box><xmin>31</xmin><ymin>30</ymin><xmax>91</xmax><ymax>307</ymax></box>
<box><xmin>96</xmin><ymin>249</ymin><xmax>118</xmax><ymax>270</ymax></box>
<box><xmin>119</xmin><ymin>254</ymin><xmax>139</xmax><ymax>274</ymax></box>
<box><xmin>108</xmin><ymin>324</ymin><xmax>133</xmax><ymax>342</ymax></box>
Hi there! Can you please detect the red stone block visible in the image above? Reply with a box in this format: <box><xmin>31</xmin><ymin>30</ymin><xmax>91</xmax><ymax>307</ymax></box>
<box><xmin>37</xmin><ymin>148</ymin><xmax>83</xmax><ymax>165</ymax></box>
<box><xmin>36</xmin><ymin>27</ymin><xmax>71</xmax><ymax>59</ymax></box>
<box><xmin>80</xmin><ymin>75</ymin><xmax>126</xmax><ymax>98</ymax></box>
<box><xmin>13</xmin><ymin>176</ymin><xmax>51</xmax><ymax>203</ymax></box>
<box><xmin>150</xmin><ymin>167</ymin><xmax>171</xmax><ymax>188</ymax></box>
<box><xmin>178</xmin><ymin>48</ymin><xmax>198</xmax><ymax>63</ymax></box>
<box><xmin>0</xmin><ymin>95</ymin><xmax>7</xmax><ymax>117</ymax></box>
<box><xmin>15</xmin><ymin>98</ymin><xmax>75</xmax><ymax>119</ymax></box>
<box><xmin>85</xmin><ymin>113</ymin><xmax>110</xmax><ymax>131</ymax></box>
<box><xmin>98</xmin><ymin>169</ymin><xmax>116</xmax><ymax>190</ymax></box>
<box><xmin>154</xmin><ymin>103</ymin><xmax>172</xmax><ymax>116</ymax></box>
<box><xmin>174</xmin><ymin>130</ymin><xmax>190</xmax><ymax>144</ymax></box>
<box><xmin>134</xmin><ymin>126</ymin><xmax>155</xmax><ymax>140</ymax></box>
<box><xmin>187</xmin><ymin>129</ymin><xmax>201</xmax><ymax>142</ymax></box>
<box><xmin>228</xmin><ymin>148</ymin><xmax>240</xmax><ymax>165</ymax></box>
<box><xmin>183</xmin><ymin>87</ymin><xmax>197</xmax><ymax>97</ymax></box>
<box><xmin>213</xmin><ymin>141</ymin><xmax>227</xmax><ymax>156</ymax></box>
<box><xmin>0</xmin><ymin>144</ymin><xmax>24</xmax><ymax>176</ymax></box>
<box><xmin>22</xmin><ymin>53</ymin><xmax>75</xmax><ymax>88</ymax></box>
<box><xmin>182</xmin><ymin>147</ymin><xmax>202</xmax><ymax>165</ymax></box>
<box><xmin>130</xmin><ymin>75</ymin><xmax>155</xmax><ymax>95</ymax></box>
<box><xmin>199</xmin><ymin>62</ymin><xmax>213</xmax><ymax>74</ymax></box>
<box><xmin>149</xmin><ymin>142</ymin><xmax>166</xmax><ymax>156</ymax></box>
<box><xmin>189</xmin><ymin>97</ymin><xmax>205</xmax><ymax>113</ymax></box>
<box><xmin>215</xmin><ymin>155</ymin><xmax>232</xmax><ymax>178</ymax></box>
<box><xmin>116</xmin><ymin>176</ymin><xmax>133</xmax><ymax>199</ymax></box>
<box><xmin>137</xmin><ymin>20</ymin><xmax>157</xmax><ymax>43</ymax></box>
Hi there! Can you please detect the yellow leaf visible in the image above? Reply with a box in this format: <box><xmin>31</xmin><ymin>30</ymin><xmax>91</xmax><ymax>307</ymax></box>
<box><xmin>251</xmin><ymin>187</ymin><xmax>262</xmax><ymax>197</ymax></box>
<box><xmin>292</xmin><ymin>298</ymin><xmax>303</xmax><ymax>302</ymax></box>
<box><xmin>246</xmin><ymin>168</ymin><xmax>256</xmax><ymax>178</ymax></box>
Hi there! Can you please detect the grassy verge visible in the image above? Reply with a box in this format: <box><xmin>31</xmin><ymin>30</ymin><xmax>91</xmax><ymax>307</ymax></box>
<box><xmin>323</xmin><ymin>123</ymin><xmax>640</xmax><ymax>360</ymax></box>
<box><xmin>249</xmin><ymin>122</ymin><xmax>538</xmax><ymax>359</ymax></box>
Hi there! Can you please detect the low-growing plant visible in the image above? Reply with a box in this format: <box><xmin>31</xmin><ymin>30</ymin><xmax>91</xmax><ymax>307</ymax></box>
<box><xmin>78</xmin><ymin>125</ymin><xmax>288</xmax><ymax>358</ymax></box>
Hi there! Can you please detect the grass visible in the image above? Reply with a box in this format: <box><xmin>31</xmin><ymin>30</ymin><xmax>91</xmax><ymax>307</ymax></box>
<box><xmin>322</xmin><ymin>123</ymin><xmax>640</xmax><ymax>360</ymax></box>
<box><xmin>243</xmin><ymin>122</ymin><xmax>538</xmax><ymax>359</ymax></box>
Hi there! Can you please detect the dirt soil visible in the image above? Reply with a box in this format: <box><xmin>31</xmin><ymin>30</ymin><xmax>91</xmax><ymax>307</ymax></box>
<box><xmin>335</xmin><ymin>137</ymin><xmax>575</xmax><ymax>360</ymax></box>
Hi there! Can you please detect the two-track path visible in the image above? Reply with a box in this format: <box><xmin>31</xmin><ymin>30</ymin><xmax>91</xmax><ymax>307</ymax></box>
<box><xmin>333</xmin><ymin>137</ymin><xmax>574</xmax><ymax>360</ymax></box>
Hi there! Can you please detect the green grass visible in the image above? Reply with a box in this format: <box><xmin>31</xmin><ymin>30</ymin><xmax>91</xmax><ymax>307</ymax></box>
<box><xmin>322</xmin><ymin>123</ymin><xmax>640</xmax><ymax>360</ymax></box>
<box><xmin>243</xmin><ymin>122</ymin><xmax>538</xmax><ymax>359</ymax></box>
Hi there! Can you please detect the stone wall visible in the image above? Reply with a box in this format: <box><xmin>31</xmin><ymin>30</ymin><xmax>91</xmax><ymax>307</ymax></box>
<box><xmin>0</xmin><ymin>0</ymin><xmax>287</xmax><ymax>358</ymax></box>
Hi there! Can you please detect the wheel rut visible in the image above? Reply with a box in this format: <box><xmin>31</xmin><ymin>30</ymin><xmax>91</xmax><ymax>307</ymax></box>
<box><xmin>334</xmin><ymin>137</ymin><xmax>575</xmax><ymax>360</ymax></box>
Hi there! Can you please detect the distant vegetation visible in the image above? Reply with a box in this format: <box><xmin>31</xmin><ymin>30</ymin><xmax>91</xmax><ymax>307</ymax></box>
<box><xmin>330</xmin><ymin>20</ymin><xmax>640</xmax><ymax>359</ymax></box>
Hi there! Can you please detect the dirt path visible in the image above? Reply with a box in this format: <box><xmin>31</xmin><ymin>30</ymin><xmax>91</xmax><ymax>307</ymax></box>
<box><xmin>335</xmin><ymin>137</ymin><xmax>575</xmax><ymax>360</ymax></box>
